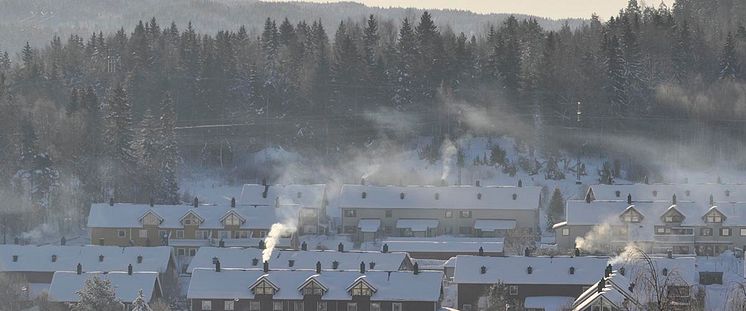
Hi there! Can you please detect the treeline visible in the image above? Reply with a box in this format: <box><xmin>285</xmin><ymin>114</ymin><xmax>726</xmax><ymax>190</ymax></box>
<box><xmin>0</xmin><ymin>0</ymin><xmax>744</xmax><ymax>223</ymax></box>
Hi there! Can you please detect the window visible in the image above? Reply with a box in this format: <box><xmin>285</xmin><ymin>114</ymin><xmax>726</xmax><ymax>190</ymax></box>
<box><xmin>201</xmin><ymin>301</ymin><xmax>212</xmax><ymax>310</ymax></box>
<box><xmin>184</xmin><ymin>219</ymin><xmax>192</xmax><ymax>225</ymax></box>
<box><xmin>117</xmin><ymin>230</ymin><xmax>126</xmax><ymax>237</ymax></box>
<box><xmin>344</xmin><ymin>209</ymin><xmax>356</xmax><ymax>217</ymax></box>
<box><xmin>249</xmin><ymin>301</ymin><xmax>260</xmax><ymax>311</ymax></box>
<box><xmin>561</xmin><ymin>228</ymin><xmax>569</xmax><ymax>236</ymax></box>
<box><xmin>223</xmin><ymin>213</ymin><xmax>242</xmax><ymax>226</ymax></box>
<box><xmin>741</xmin><ymin>228</ymin><xmax>746</xmax><ymax>236</ymax></box>
<box><xmin>142</xmin><ymin>213</ymin><xmax>161</xmax><ymax>226</ymax></box>
<box><xmin>253</xmin><ymin>280</ymin><xmax>276</xmax><ymax>295</ymax></box>
<box><xmin>177</xmin><ymin>248</ymin><xmax>185</xmax><ymax>256</ymax></box>
<box><xmin>706</xmin><ymin>213</ymin><xmax>723</xmax><ymax>223</ymax></box>
<box><xmin>384</xmin><ymin>226</ymin><xmax>392</xmax><ymax>234</ymax></box>
<box><xmin>176</xmin><ymin>230</ymin><xmax>184</xmax><ymax>239</ymax></box>
<box><xmin>385</xmin><ymin>210</ymin><xmax>392</xmax><ymax>218</ymax></box>
<box><xmin>509</xmin><ymin>285</ymin><xmax>518</xmax><ymax>295</ymax></box>
<box><xmin>665</xmin><ymin>216</ymin><xmax>674</xmax><ymax>222</ymax></box>
<box><xmin>370</xmin><ymin>303</ymin><xmax>381</xmax><ymax>311</ymax></box>
<box><xmin>701</xmin><ymin>228</ymin><xmax>713</xmax><ymax>236</ymax></box>
<box><xmin>445</xmin><ymin>211</ymin><xmax>453</xmax><ymax>218</ymax></box>
<box><xmin>302</xmin><ymin>281</ymin><xmax>325</xmax><ymax>295</ymax></box>
<box><xmin>720</xmin><ymin>228</ymin><xmax>731</xmax><ymax>236</ymax></box>
<box><xmin>273</xmin><ymin>301</ymin><xmax>283</xmax><ymax>311</ymax></box>
<box><xmin>350</xmin><ymin>282</ymin><xmax>373</xmax><ymax>296</ymax></box>
<box><xmin>392</xmin><ymin>303</ymin><xmax>403</xmax><ymax>311</ymax></box>
<box><xmin>655</xmin><ymin>226</ymin><xmax>670</xmax><ymax>235</ymax></box>
<box><xmin>139</xmin><ymin>229</ymin><xmax>148</xmax><ymax>238</ymax></box>
<box><xmin>224</xmin><ymin>300</ymin><xmax>235</xmax><ymax>311</ymax></box>
<box><xmin>196</xmin><ymin>230</ymin><xmax>210</xmax><ymax>239</ymax></box>
<box><xmin>219</xmin><ymin>231</ymin><xmax>229</xmax><ymax>239</ymax></box>
<box><xmin>459</xmin><ymin>210</ymin><xmax>472</xmax><ymax>218</ymax></box>
<box><xmin>239</xmin><ymin>231</ymin><xmax>250</xmax><ymax>239</ymax></box>
<box><xmin>159</xmin><ymin>230</ymin><xmax>168</xmax><ymax>239</ymax></box>
<box><xmin>347</xmin><ymin>303</ymin><xmax>358</xmax><ymax>311</ymax></box>
<box><xmin>622</xmin><ymin>210</ymin><xmax>641</xmax><ymax>223</ymax></box>
<box><xmin>317</xmin><ymin>302</ymin><xmax>327</xmax><ymax>311</ymax></box>
<box><xmin>293</xmin><ymin>301</ymin><xmax>304</xmax><ymax>311</ymax></box>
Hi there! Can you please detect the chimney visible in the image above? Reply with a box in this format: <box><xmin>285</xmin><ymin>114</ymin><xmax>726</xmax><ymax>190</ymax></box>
<box><xmin>524</xmin><ymin>247</ymin><xmax>531</xmax><ymax>257</ymax></box>
<box><xmin>527</xmin><ymin>266</ymin><xmax>533</xmax><ymax>274</ymax></box>
<box><xmin>475</xmin><ymin>180</ymin><xmax>481</xmax><ymax>187</ymax></box>
<box><xmin>252</xmin><ymin>258</ymin><xmax>259</xmax><ymax>266</ymax></box>
<box><xmin>316</xmin><ymin>261</ymin><xmax>322</xmax><ymax>274</ymax></box>
<box><xmin>360</xmin><ymin>261</ymin><xmax>366</xmax><ymax>274</ymax></box>
<box><xmin>14</xmin><ymin>237</ymin><xmax>19</xmax><ymax>245</ymax></box>
<box><xmin>193</xmin><ymin>197</ymin><xmax>199</xmax><ymax>207</ymax></box>
<box><xmin>109</xmin><ymin>198</ymin><xmax>114</xmax><ymax>206</ymax></box>
<box><xmin>301</xmin><ymin>241</ymin><xmax>308</xmax><ymax>251</ymax></box>
<box><xmin>667</xmin><ymin>249</ymin><xmax>673</xmax><ymax>259</ymax></box>
<box><xmin>597</xmin><ymin>278</ymin><xmax>606</xmax><ymax>293</ymax></box>
<box><xmin>478</xmin><ymin>246</ymin><xmax>484</xmax><ymax>256</ymax></box>
<box><xmin>628</xmin><ymin>283</ymin><xmax>635</xmax><ymax>293</ymax></box>
<box><xmin>219</xmin><ymin>239</ymin><xmax>225</xmax><ymax>248</ymax></box>
<box><xmin>480</xmin><ymin>266</ymin><xmax>486</xmax><ymax>274</ymax></box>
<box><xmin>413</xmin><ymin>262</ymin><xmax>419</xmax><ymax>275</ymax></box>
<box><xmin>717</xmin><ymin>176</ymin><xmax>722</xmax><ymax>184</ymax></box>
<box><xmin>338</xmin><ymin>242</ymin><xmax>344</xmax><ymax>252</ymax></box>
<box><xmin>619</xmin><ymin>267</ymin><xmax>625</xmax><ymax>276</ymax></box>
<box><xmin>262</xmin><ymin>178</ymin><xmax>267</xmax><ymax>186</ymax></box>
<box><xmin>627</xmin><ymin>194</ymin><xmax>632</xmax><ymax>205</ymax></box>
<box><xmin>263</xmin><ymin>260</ymin><xmax>269</xmax><ymax>273</ymax></box>
<box><xmin>288</xmin><ymin>260</ymin><xmax>295</xmax><ymax>268</ymax></box>
<box><xmin>99</xmin><ymin>255</ymin><xmax>104</xmax><ymax>262</ymax></box>
<box><xmin>60</xmin><ymin>236</ymin><xmax>66</xmax><ymax>246</ymax></box>
<box><xmin>440</xmin><ymin>179</ymin><xmax>447</xmax><ymax>186</ymax></box>
<box><xmin>369</xmin><ymin>262</ymin><xmax>376</xmax><ymax>270</ymax></box>
<box><xmin>361</xmin><ymin>178</ymin><xmax>366</xmax><ymax>185</ymax></box>
<box><xmin>262</xmin><ymin>185</ymin><xmax>269</xmax><ymax>198</ymax></box>
<box><xmin>128</xmin><ymin>264</ymin><xmax>133</xmax><ymax>275</ymax></box>
<box><xmin>149</xmin><ymin>198</ymin><xmax>154</xmax><ymax>207</ymax></box>
<box><xmin>644</xmin><ymin>176</ymin><xmax>649</xmax><ymax>184</ymax></box>
<box><xmin>259</xmin><ymin>240</ymin><xmax>265</xmax><ymax>249</ymax></box>
<box><xmin>604</xmin><ymin>264</ymin><xmax>612</xmax><ymax>277</ymax></box>
<box><xmin>137</xmin><ymin>255</ymin><xmax>143</xmax><ymax>264</ymax></box>
<box><xmin>215</xmin><ymin>259</ymin><xmax>221</xmax><ymax>272</ymax></box>
<box><xmin>51</xmin><ymin>255</ymin><xmax>57</xmax><ymax>262</ymax></box>
<box><xmin>585</xmin><ymin>192</ymin><xmax>592</xmax><ymax>203</ymax></box>
<box><xmin>76</xmin><ymin>263</ymin><xmax>82</xmax><ymax>275</ymax></box>
<box><xmin>672</xmin><ymin>194</ymin><xmax>677</xmax><ymax>205</ymax></box>
<box><xmin>231</xmin><ymin>197</ymin><xmax>236</xmax><ymax>208</ymax></box>
<box><xmin>382</xmin><ymin>244</ymin><xmax>388</xmax><ymax>253</ymax></box>
<box><xmin>518</xmin><ymin>179</ymin><xmax>523</xmax><ymax>187</ymax></box>
<box><xmin>332</xmin><ymin>261</ymin><xmax>339</xmax><ymax>269</ymax></box>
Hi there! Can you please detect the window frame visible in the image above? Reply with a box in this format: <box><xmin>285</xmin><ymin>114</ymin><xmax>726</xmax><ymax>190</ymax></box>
<box><xmin>509</xmin><ymin>285</ymin><xmax>518</xmax><ymax>296</ymax></box>
<box><xmin>249</xmin><ymin>301</ymin><xmax>261</xmax><ymax>311</ymax></box>
<box><xmin>117</xmin><ymin>230</ymin><xmax>126</xmax><ymax>238</ymax></box>
<box><xmin>392</xmin><ymin>302</ymin><xmax>403</xmax><ymax>311</ymax></box>
<box><xmin>176</xmin><ymin>230</ymin><xmax>184</xmax><ymax>239</ymax></box>
<box><xmin>701</xmin><ymin>228</ymin><xmax>713</xmax><ymax>236</ymax></box>
<box><xmin>201</xmin><ymin>300</ymin><xmax>212</xmax><ymax>311</ymax></box>
<box><xmin>720</xmin><ymin>227</ymin><xmax>731</xmax><ymax>236</ymax></box>
<box><xmin>445</xmin><ymin>210</ymin><xmax>453</xmax><ymax>218</ymax></box>
<box><xmin>370</xmin><ymin>302</ymin><xmax>381</xmax><ymax>311</ymax></box>
<box><xmin>385</xmin><ymin>210</ymin><xmax>392</xmax><ymax>218</ymax></box>
<box><xmin>350</xmin><ymin>281</ymin><xmax>373</xmax><ymax>296</ymax></box>
<box><xmin>253</xmin><ymin>280</ymin><xmax>276</xmax><ymax>295</ymax></box>
<box><xmin>344</xmin><ymin>209</ymin><xmax>357</xmax><ymax>217</ymax></box>
<box><xmin>561</xmin><ymin>228</ymin><xmax>569</xmax><ymax>236</ymax></box>
<box><xmin>740</xmin><ymin>228</ymin><xmax>746</xmax><ymax>236</ymax></box>
<box><xmin>459</xmin><ymin>210</ymin><xmax>472</xmax><ymax>218</ymax></box>
<box><xmin>224</xmin><ymin>300</ymin><xmax>235</xmax><ymax>311</ymax></box>
<box><xmin>347</xmin><ymin>303</ymin><xmax>358</xmax><ymax>311</ymax></box>
<box><xmin>138</xmin><ymin>229</ymin><xmax>148</xmax><ymax>238</ymax></box>
<box><xmin>273</xmin><ymin>301</ymin><xmax>283</xmax><ymax>311</ymax></box>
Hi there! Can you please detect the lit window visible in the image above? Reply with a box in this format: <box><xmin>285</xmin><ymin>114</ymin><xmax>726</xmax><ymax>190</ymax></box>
<box><xmin>720</xmin><ymin>228</ymin><xmax>731</xmax><ymax>236</ymax></box>
<box><xmin>741</xmin><ymin>228</ymin><xmax>746</xmax><ymax>236</ymax></box>
<box><xmin>347</xmin><ymin>303</ymin><xmax>358</xmax><ymax>311</ymax></box>
<box><xmin>350</xmin><ymin>282</ymin><xmax>373</xmax><ymax>296</ymax></box>
<box><xmin>665</xmin><ymin>216</ymin><xmax>674</xmax><ymax>222</ymax></box>
<box><xmin>392</xmin><ymin>303</ymin><xmax>403</xmax><ymax>311</ymax></box>
<box><xmin>706</xmin><ymin>214</ymin><xmax>723</xmax><ymax>223</ymax></box>
<box><xmin>176</xmin><ymin>230</ymin><xmax>184</xmax><ymax>239</ymax></box>
<box><xmin>224</xmin><ymin>300</ymin><xmax>234</xmax><ymax>311</ymax></box>
<box><xmin>445</xmin><ymin>211</ymin><xmax>453</xmax><ymax>218</ymax></box>
<box><xmin>201</xmin><ymin>301</ymin><xmax>212</xmax><ymax>310</ymax></box>
<box><xmin>139</xmin><ymin>229</ymin><xmax>148</xmax><ymax>238</ymax></box>
<box><xmin>561</xmin><ymin>228</ymin><xmax>569</xmax><ymax>236</ymax></box>
<box><xmin>460</xmin><ymin>211</ymin><xmax>472</xmax><ymax>218</ymax></box>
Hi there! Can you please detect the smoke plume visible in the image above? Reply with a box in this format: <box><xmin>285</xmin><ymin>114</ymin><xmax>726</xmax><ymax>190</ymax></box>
<box><xmin>574</xmin><ymin>222</ymin><xmax>614</xmax><ymax>253</ymax></box>
<box><xmin>262</xmin><ymin>223</ymin><xmax>296</xmax><ymax>262</ymax></box>
<box><xmin>440</xmin><ymin>138</ymin><xmax>457</xmax><ymax>181</ymax></box>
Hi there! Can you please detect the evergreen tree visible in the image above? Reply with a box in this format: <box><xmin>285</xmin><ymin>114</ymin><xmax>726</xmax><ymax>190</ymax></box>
<box><xmin>604</xmin><ymin>32</ymin><xmax>629</xmax><ymax>115</ymax></box>
<box><xmin>158</xmin><ymin>94</ymin><xmax>180</xmax><ymax>204</ymax></box>
<box><xmin>393</xmin><ymin>18</ymin><xmax>417</xmax><ymax>109</ymax></box>
<box><xmin>486</xmin><ymin>282</ymin><xmax>519</xmax><ymax>310</ymax></box>
<box><xmin>67</xmin><ymin>88</ymin><xmax>80</xmax><ymax>115</ymax></box>
<box><xmin>719</xmin><ymin>32</ymin><xmax>738</xmax><ymax>80</ymax></box>
<box><xmin>103</xmin><ymin>86</ymin><xmax>138</xmax><ymax>201</ymax></box>
<box><xmin>496</xmin><ymin>16</ymin><xmax>522</xmax><ymax>99</ymax></box>
<box><xmin>131</xmin><ymin>289</ymin><xmax>152</xmax><ymax>311</ymax></box>
<box><xmin>72</xmin><ymin>277</ymin><xmax>121</xmax><ymax>311</ymax></box>
<box><xmin>547</xmin><ymin>188</ymin><xmax>565</xmax><ymax>230</ymax></box>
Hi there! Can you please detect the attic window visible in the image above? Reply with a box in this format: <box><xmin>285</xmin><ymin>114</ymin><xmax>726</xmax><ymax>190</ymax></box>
<box><xmin>362</xmin><ymin>192</ymin><xmax>367</xmax><ymax>199</ymax></box>
<box><xmin>652</xmin><ymin>190</ymin><xmax>658</xmax><ymax>197</ymax></box>
<box><xmin>527</xmin><ymin>266</ymin><xmax>533</xmax><ymax>274</ymax></box>
<box><xmin>302</xmin><ymin>280</ymin><xmax>325</xmax><ymax>296</ymax></box>
<box><xmin>569</xmin><ymin>267</ymin><xmax>575</xmax><ymax>274</ymax></box>
<box><xmin>51</xmin><ymin>255</ymin><xmax>57</xmax><ymax>262</ymax></box>
<box><xmin>615</xmin><ymin>191</ymin><xmax>621</xmax><ymax>197</ymax></box>
<box><xmin>477</xmin><ymin>193</ymin><xmax>482</xmax><ymax>200</ymax></box>
<box><xmin>400</xmin><ymin>193</ymin><xmax>405</xmax><ymax>200</ymax></box>
<box><xmin>12</xmin><ymin>255</ymin><xmax>18</xmax><ymax>262</ymax></box>
<box><xmin>480</xmin><ymin>266</ymin><xmax>487</xmax><ymax>274</ymax></box>
<box><xmin>512</xmin><ymin>193</ymin><xmax>518</xmax><ymax>200</ymax></box>
<box><xmin>252</xmin><ymin>279</ymin><xmax>276</xmax><ymax>295</ymax></box>
<box><xmin>297</xmin><ymin>192</ymin><xmax>302</xmax><ymax>198</ymax></box>
<box><xmin>350</xmin><ymin>281</ymin><xmax>373</xmax><ymax>296</ymax></box>
<box><xmin>725</xmin><ymin>190</ymin><xmax>731</xmax><ymax>197</ymax></box>
<box><xmin>435</xmin><ymin>193</ymin><xmax>440</xmax><ymax>200</ymax></box>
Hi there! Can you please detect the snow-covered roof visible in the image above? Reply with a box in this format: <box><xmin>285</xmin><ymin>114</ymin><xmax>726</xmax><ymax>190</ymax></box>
<box><xmin>563</xmin><ymin>200</ymin><xmax>746</xmax><ymax>227</ymax></box>
<box><xmin>87</xmin><ymin>203</ymin><xmax>278</xmax><ymax>229</ymax></box>
<box><xmin>358</xmin><ymin>219</ymin><xmax>381</xmax><ymax>233</ymax></box>
<box><xmin>395</xmin><ymin>219</ymin><xmax>439</xmax><ymax>231</ymax></box>
<box><xmin>0</xmin><ymin>245</ymin><xmax>172</xmax><ymax>274</ymax></box>
<box><xmin>474</xmin><ymin>219</ymin><xmax>516</xmax><ymax>230</ymax></box>
<box><xmin>611</xmin><ymin>256</ymin><xmax>697</xmax><ymax>286</ymax></box>
<box><xmin>587</xmin><ymin>183</ymin><xmax>746</xmax><ymax>203</ymax></box>
<box><xmin>188</xmin><ymin>247</ymin><xmax>409</xmax><ymax>274</ymax></box>
<box><xmin>48</xmin><ymin>271</ymin><xmax>161</xmax><ymax>303</ymax></box>
<box><xmin>524</xmin><ymin>296</ymin><xmax>575</xmax><ymax>311</ymax></box>
<box><xmin>239</xmin><ymin>184</ymin><xmax>326</xmax><ymax>208</ymax></box>
<box><xmin>187</xmin><ymin>268</ymin><xmax>442</xmax><ymax>302</ymax></box>
<box><xmin>382</xmin><ymin>238</ymin><xmax>504</xmax><ymax>253</ymax></box>
<box><xmin>452</xmin><ymin>255</ymin><xmax>609</xmax><ymax>285</ymax></box>
<box><xmin>572</xmin><ymin>272</ymin><xmax>639</xmax><ymax>311</ymax></box>
<box><xmin>338</xmin><ymin>184</ymin><xmax>541</xmax><ymax>210</ymax></box>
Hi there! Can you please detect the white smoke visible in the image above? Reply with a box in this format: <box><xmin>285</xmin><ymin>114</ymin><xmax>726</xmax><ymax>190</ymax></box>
<box><xmin>574</xmin><ymin>222</ymin><xmax>615</xmax><ymax>254</ymax></box>
<box><xmin>440</xmin><ymin>138</ymin><xmax>458</xmax><ymax>181</ymax></box>
<box><xmin>262</xmin><ymin>223</ymin><xmax>296</xmax><ymax>262</ymax></box>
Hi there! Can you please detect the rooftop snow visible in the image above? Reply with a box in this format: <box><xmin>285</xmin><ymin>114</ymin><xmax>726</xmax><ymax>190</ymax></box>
<box><xmin>0</xmin><ymin>245</ymin><xmax>172</xmax><ymax>273</ymax></box>
<box><xmin>563</xmin><ymin>200</ymin><xmax>746</xmax><ymax>227</ymax></box>
<box><xmin>239</xmin><ymin>184</ymin><xmax>326</xmax><ymax>208</ymax></box>
<box><xmin>187</xmin><ymin>269</ymin><xmax>442</xmax><ymax>302</ymax></box>
<box><xmin>338</xmin><ymin>184</ymin><xmax>541</xmax><ymax>210</ymax></box>
<box><xmin>87</xmin><ymin>203</ymin><xmax>278</xmax><ymax>229</ymax></box>
<box><xmin>452</xmin><ymin>255</ymin><xmax>609</xmax><ymax>285</ymax></box>
<box><xmin>188</xmin><ymin>247</ymin><xmax>409</xmax><ymax>274</ymax></box>
<box><xmin>48</xmin><ymin>271</ymin><xmax>160</xmax><ymax>303</ymax></box>
<box><xmin>358</xmin><ymin>219</ymin><xmax>381</xmax><ymax>233</ymax></box>
<box><xmin>587</xmin><ymin>183</ymin><xmax>746</xmax><ymax>203</ymax></box>
<box><xmin>382</xmin><ymin>238</ymin><xmax>504</xmax><ymax>253</ymax></box>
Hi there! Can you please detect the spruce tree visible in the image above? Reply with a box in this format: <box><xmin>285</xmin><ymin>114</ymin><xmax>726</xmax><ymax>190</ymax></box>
<box><xmin>72</xmin><ymin>277</ymin><xmax>121</xmax><ymax>311</ymax></box>
<box><xmin>719</xmin><ymin>32</ymin><xmax>738</xmax><ymax>80</ymax></box>
<box><xmin>131</xmin><ymin>289</ymin><xmax>152</xmax><ymax>311</ymax></box>
<box><xmin>547</xmin><ymin>188</ymin><xmax>565</xmax><ymax>230</ymax></box>
<box><xmin>393</xmin><ymin>18</ymin><xmax>417</xmax><ymax>109</ymax></box>
<box><xmin>104</xmin><ymin>86</ymin><xmax>138</xmax><ymax>201</ymax></box>
<box><xmin>158</xmin><ymin>94</ymin><xmax>180</xmax><ymax>204</ymax></box>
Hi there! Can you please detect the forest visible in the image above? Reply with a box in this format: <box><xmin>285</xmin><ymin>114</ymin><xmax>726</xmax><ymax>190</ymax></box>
<box><xmin>0</xmin><ymin>0</ymin><xmax>745</xmax><ymax>236</ymax></box>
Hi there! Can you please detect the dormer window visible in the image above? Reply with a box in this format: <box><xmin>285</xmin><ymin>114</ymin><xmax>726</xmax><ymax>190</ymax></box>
<box><xmin>180</xmin><ymin>211</ymin><xmax>204</xmax><ymax>227</ymax></box>
<box><xmin>221</xmin><ymin>212</ymin><xmax>244</xmax><ymax>226</ymax></box>
<box><xmin>615</xmin><ymin>191</ymin><xmax>621</xmax><ymax>197</ymax></box>
<box><xmin>349</xmin><ymin>280</ymin><xmax>375</xmax><ymax>296</ymax></box>
<box><xmin>663</xmin><ymin>209</ymin><xmax>684</xmax><ymax>223</ymax></box>
<box><xmin>705</xmin><ymin>210</ymin><xmax>724</xmax><ymax>223</ymax></box>
<box><xmin>251</xmin><ymin>279</ymin><xmax>278</xmax><ymax>295</ymax></box>
<box><xmin>300</xmin><ymin>279</ymin><xmax>327</xmax><ymax>296</ymax></box>
<box><xmin>140</xmin><ymin>211</ymin><xmax>163</xmax><ymax>226</ymax></box>
<box><xmin>621</xmin><ymin>208</ymin><xmax>642</xmax><ymax>223</ymax></box>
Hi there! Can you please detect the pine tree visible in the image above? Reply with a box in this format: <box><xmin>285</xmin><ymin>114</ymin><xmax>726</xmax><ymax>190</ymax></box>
<box><xmin>158</xmin><ymin>94</ymin><xmax>180</xmax><ymax>204</ymax></box>
<box><xmin>496</xmin><ymin>16</ymin><xmax>522</xmax><ymax>99</ymax></box>
<box><xmin>0</xmin><ymin>51</ymin><xmax>10</xmax><ymax>71</ymax></box>
<box><xmin>604</xmin><ymin>32</ymin><xmax>629</xmax><ymax>116</ymax></box>
<box><xmin>72</xmin><ymin>277</ymin><xmax>121</xmax><ymax>311</ymax></box>
<box><xmin>104</xmin><ymin>86</ymin><xmax>138</xmax><ymax>201</ymax></box>
<box><xmin>672</xmin><ymin>21</ymin><xmax>694</xmax><ymax>82</ymax></box>
<box><xmin>547</xmin><ymin>188</ymin><xmax>565</xmax><ymax>230</ymax></box>
<box><xmin>131</xmin><ymin>289</ymin><xmax>152</xmax><ymax>311</ymax></box>
<box><xmin>67</xmin><ymin>88</ymin><xmax>80</xmax><ymax>115</ymax></box>
<box><xmin>393</xmin><ymin>18</ymin><xmax>417</xmax><ymax>109</ymax></box>
<box><xmin>719</xmin><ymin>32</ymin><xmax>738</xmax><ymax>80</ymax></box>
<box><xmin>135</xmin><ymin>108</ymin><xmax>160</xmax><ymax>202</ymax></box>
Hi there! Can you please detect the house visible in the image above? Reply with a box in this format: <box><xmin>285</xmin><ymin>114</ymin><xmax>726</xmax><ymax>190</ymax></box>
<box><xmin>380</xmin><ymin>237</ymin><xmax>504</xmax><ymax>259</ymax></box>
<box><xmin>553</xmin><ymin>198</ymin><xmax>746</xmax><ymax>255</ymax></box>
<box><xmin>48</xmin><ymin>270</ymin><xmax>162</xmax><ymax>306</ymax></box>
<box><xmin>452</xmin><ymin>255</ymin><xmax>609</xmax><ymax>311</ymax></box>
<box><xmin>88</xmin><ymin>202</ymin><xmax>295</xmax><ymax>256</ymax></box>
<box><xmin>584</xmin><ymin>183</ymin><xmax>746</xmax><ymax>204</ymax></box>
<box><xmin>571</xmin><ymin>271</ymin><xmax>641</xmax><ymax>311</ymax></box>
<box><xmin>239</xmin><ymin>184</ymin><xmax>329</xmax><ymax>235</ymax></box>
<box><xmin>187</xmin><ymin>264</ymin><xmax>443</xmax><ymax>311</ymax></box>
<box><xmin>187</xmin><ymin>247</ymin><xmax>413</xmax><ymax>274</ymax></box>
<box><xmin>338</xmin><ymin>184</ymin><xmax>541</xmax><ymax>244</ymax></box>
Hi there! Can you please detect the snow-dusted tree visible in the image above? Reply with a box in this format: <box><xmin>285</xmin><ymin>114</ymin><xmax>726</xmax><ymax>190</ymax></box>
<box><xmin>719</xmin><ymin>32</ymin><xmax>738</xmax><ymax>80</ymax></box>
<box><xmin>103</xmin><ymin>86</ymin><xmax>138</xmax><ymax>201</ymax></box>
<box><xmin>547</xmin><ymin>188</ymin><xmax>565</xmax><ymax>230</ymax></box>
<box><xmin>157</xmin><ymin>94</ymin><xmax>180</xmax><ymax>204</ymax></box>
<box><xmin>71</xmin><ymin>277</ymin><xmax>121</xmax><ymax>311</ymax></box>
<box><xmin>485</xmin><ymin>281</ymin><xmax>519</xmax><ymax>310</ymax></box>
<box><xmin>726</xmin><ymin>282</ymin><xmax>746</xmax><ymax>310</ymax></box>
<box><xmin>0</xmin><ymin>273</ymin><xmax>28</xmax><ymax>311</ymax></box>
<box><xmin>131</xmin><ymin>289</ymin><xmax>152</xmax><ymax>311</ymax></box>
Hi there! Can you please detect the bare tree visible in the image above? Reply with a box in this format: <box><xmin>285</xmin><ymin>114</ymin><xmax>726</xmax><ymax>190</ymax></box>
<box><xmin>0</xmin><ymin>273</ymin><xmax>29</xmax><ymax>311</ymax></box>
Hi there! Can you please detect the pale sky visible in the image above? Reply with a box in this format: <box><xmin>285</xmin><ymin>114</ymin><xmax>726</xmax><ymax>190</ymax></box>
<box><xmin>272</xmin><ymin>0</ymin><xmax>672</xmax><ymax>20</ymax></box>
